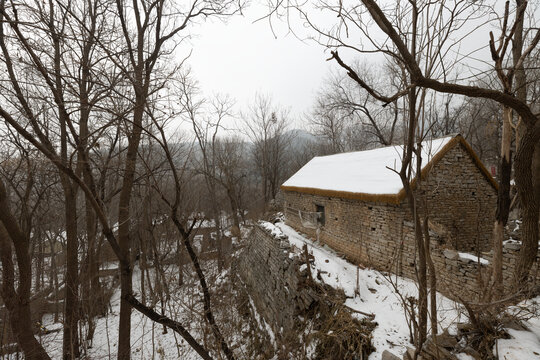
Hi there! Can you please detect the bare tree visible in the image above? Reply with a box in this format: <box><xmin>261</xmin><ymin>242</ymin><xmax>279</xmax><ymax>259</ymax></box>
<box><xmin>312</xmin><ymin>64</ymin><xmax>401</xmax><ymax>151</ymax></box>
<box><xmin>0</xmin><ymin>153</ymin><xmax>51</xmax><ymax>359</ymax></box>
<box><xmin>140</xmin><ymin>103</ymin><xmax>237</xmax><ymax>360</ymax></box>
<box><xmin>214</xmin><ymin>136</ymin><xmax>248</xmax><ymax>233</ymax></box>
<box><xmin>187</xmin><ymin>94</ymin><xmax>236</xmax><ymax>271</ymax></box>
<box><xmin>244</xmin><ymin>94</ymin><xmax>293</xmax><ymax>209</ymax></box>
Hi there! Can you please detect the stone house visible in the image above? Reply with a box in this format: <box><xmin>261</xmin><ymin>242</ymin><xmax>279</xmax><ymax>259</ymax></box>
<box><xmin>281</xmin><ymin>135</ymin><xmax>498</xmax><ymax>274</ymax></box>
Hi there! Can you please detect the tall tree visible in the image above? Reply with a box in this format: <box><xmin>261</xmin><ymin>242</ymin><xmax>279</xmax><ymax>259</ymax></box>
<box><xmin>244</xmin><ymin>94</ymin><xmax>293</xmax><ymax>208</ymax></box>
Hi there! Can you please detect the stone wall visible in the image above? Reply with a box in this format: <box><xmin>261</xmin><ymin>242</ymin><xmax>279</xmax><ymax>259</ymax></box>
<box><xmin>282</xmin><ymin>214</ymin><xmax>540</xmax><ymax>301</ymax></box>
<box><xmin>415</xmin><ymin>143</ymin><xmax>497</xmax><ymax>251</ymax></box>
<box><xmin>430</xmin><ymin>240</ymin><xmax>540</xmax><ymax>300</ymax></box>
<box><xmin>284</xmin><ymin>190</ymin><xmax>406</xmax><ymax>269</ymax></box>
<box><xmin>235</xmin><ymin>224</ymin><xmax>318</xmax><ymax>335</ymax></box>
<box><xmin>397</xmin><ymin>223</ymin><xmax>492</xmax><ymax>300</ymax></box>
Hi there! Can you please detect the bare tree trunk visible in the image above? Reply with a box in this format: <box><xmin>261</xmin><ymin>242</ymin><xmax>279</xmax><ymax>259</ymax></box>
<box><xmin>36</xmin><ymin>231</ymin><xmax>44</xmax><ymax>292</ymax></box>
<box><xmin>510</xmin><ymin>0</ymin><xmax>540</xmax><ymax>288</ymax></box>
<box><xmin>513</xmin><ymin>0</ymin><xmax>527</xmax><ymax>152</ymax></box>
<box><xmin>61</xmin><ymin>180</ymin><xmax>80</xmax><ymax>360</ymax></box>
<box><xmin>400</xmin><ymin>86</ymin><xmax>428</xmax><ymax>350</ymax></box>
<box><xmin>491</xmin><ymin>106</ymin><xmax>512</xmax><ymax>298</ymax></box>
<box><xmin>423</xmin><ymin>215</ymin><xmax>437</xmax><ymax>336</ymax></box>
<box><xmin>227</xmin><ymin>189</ymin><xmax>241</xmax><ymax>232</ymax></box>
<box><xmin>513</xmin><ymin>126</ymin><xmax>540</xmax><ymax>283</ymax></box>
<box><xmin>0</xmin><ymin>180</ymin><xmax>51</xmax><ymax>360</ymax></box>
<box><xmin>117</xmin><ymin>94</ymin><xmax>145</xmax><ymax>360</ymax></box>
<box><xmin>213</xmin><ymin>206</ymin><xmax>224</xmax><ymax>271</ymax></box>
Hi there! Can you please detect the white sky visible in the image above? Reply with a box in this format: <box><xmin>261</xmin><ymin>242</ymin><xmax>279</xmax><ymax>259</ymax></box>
<box><xmin>182</xmin><ymin>0</ymin><xmax>539</xmax><ymax>130</ymax></box>
<box><xmin>187</xmin><ymin>3</ymin><xmax>334</xmax><ymax>124</ymax></box>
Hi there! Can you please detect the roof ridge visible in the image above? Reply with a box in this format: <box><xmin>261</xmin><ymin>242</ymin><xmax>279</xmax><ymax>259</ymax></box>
<box><xmin>311</xmin><ymin>134</ymin><xmax>458</xmax><ymax>160</ymax></box>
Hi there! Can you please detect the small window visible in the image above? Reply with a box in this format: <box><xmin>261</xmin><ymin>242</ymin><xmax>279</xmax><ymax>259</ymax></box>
<box><xmin>316</xmin><ymin>204</ymin><xmax>325</xmax><ymax>226</ymax></box>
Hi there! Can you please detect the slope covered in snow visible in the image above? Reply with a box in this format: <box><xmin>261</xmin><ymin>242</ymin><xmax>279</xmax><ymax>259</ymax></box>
<box><xmin>274</xmin><ymin>221</ymin><xmax>540</xmax><ymax>360</ymax></box>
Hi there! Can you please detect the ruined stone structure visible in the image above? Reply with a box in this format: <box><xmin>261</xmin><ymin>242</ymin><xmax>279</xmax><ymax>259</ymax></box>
<box><xmin>281</xmin><ymin>135</ymin><xmax>503</xmax><ymax>300</ymax></box>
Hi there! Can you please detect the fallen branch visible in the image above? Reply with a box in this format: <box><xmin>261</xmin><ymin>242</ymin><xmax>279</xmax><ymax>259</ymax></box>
<box><xmin>343</xmin><ymin>305</ymin><xmax>375</xmax><ymax>319</ymax></box>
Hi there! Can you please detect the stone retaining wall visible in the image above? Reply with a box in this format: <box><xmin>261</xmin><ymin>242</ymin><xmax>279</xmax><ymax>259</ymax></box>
<box><xmin>286</xmin><ymin>218</ymin><xmax>540</xmax><ymax>301</ymax></box>
<box><xmin>400</xmin><ymin>226</ymin><xmax>540</xmax><ymax>300</ymax></box>
<box><xmin>235</xmin><ymin>225</ymin><xmax>318</xmax><ymax>335</ymax></box>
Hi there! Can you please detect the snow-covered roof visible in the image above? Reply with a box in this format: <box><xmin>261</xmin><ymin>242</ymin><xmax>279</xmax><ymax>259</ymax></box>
<box><xmin>281</xmin><ymin>135</ymin><xmax>496</xmax><ymax>204</ymax></box>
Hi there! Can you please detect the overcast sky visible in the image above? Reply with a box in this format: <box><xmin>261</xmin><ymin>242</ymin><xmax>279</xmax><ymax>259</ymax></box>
<box><xmin>187</xmin><ymin>3</ymin><xmax>334</xmax><ymax>125</ymax></box>
<box><xmin>183</xmin><ymin>1</ymin><xmax>539</xmax><ymax>130</ymax></box>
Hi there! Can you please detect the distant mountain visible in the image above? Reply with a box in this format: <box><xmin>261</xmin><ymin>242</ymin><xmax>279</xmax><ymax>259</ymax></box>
<box><xmin>285</xmin><ymin>129</ymin><xmax>317</xmax><ymax>142</ymax></box>
<box><xmin>284</xmin><ymin>129</ymin><xmax>319</xmax><ymax>152</ymax></box>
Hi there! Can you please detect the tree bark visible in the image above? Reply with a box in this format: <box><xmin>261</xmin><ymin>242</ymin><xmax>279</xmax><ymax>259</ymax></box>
<box><xmin>513</xmin><ymin>0</ymin><xmax>527</xmax><ymax>152</ymax></box>
<box><xmin>513</xmin><ymin>125</ymin><xmax>540</xmax><ymax>284</ymax></box>
<box><xmin>423</xmin><ymin>216</ymin><xmax>437</xmax><ymax>336</ymax></box>
<box><xmin>0</xmin><ymin>180</ymin><xmax>51</xmax><ymax>360</ymax></box>
<box><xmin>116</xmin><ymin>92</ymin><xmax>146</xmax><ymax>360</ymax></box>
<box><xmin>490</xmin><ymin>106</ymin><xmax>512</xmax><ymax>298</ymax></box>
<box><xmin>61</xmin><ymin>179</ymin><xmax>80</xmax><ymax>360</ymax></box>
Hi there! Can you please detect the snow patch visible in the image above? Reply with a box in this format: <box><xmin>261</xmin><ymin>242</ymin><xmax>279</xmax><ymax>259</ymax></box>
<box><xmin>457</xmin><ymin>252</ymin><xmax>489</xmax><ymax>265</ymax></box>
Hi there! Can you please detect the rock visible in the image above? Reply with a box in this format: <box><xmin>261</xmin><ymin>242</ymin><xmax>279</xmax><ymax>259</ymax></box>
<box><xmin>462</xmin><ymin>346</ymin><xmax>482</xmax><ymax>360</ymax></box>
<box><xmin>456</xmin><ymin>322</ymin><xmax>474</xmax><ymax>335</ymax></box>
<box><xmin>435</xmin><ymin>329</ymin><xmax>458</xmax><ymax>349</ymax></box>
<box><xmin>504</xmin><ymin>242</ymin><xmax>521</xmax><ymax>251</ymax></box>
<box><xmin>402</xmin><ymin>347</ymin><xmax>419</xmax><ymax>360</ymax></box>
<box><xmin>382</xmin><ymin>350</ymin><xmax>400</xmax><ymax>360</ymax></box>
<box><xmin>423</xmin><ymin>337</ymin><xmax>459</xmax><ymax>359</ymax></box>
<box><xmin>501</xmin><ymin>317</ymin><xmax>528</xmax><ymax>331</ymax></box>
<box><xmin>443</xmin><ymin>249</ymin><xmax>459</xmax><ymax>260</ymax></box>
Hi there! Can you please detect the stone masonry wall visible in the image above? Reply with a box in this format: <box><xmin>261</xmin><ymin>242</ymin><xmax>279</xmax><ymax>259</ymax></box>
<box><xmin>428</xmin><ymin>240</ymin><xmax>540</xmax><ymax>300</ymax></box>
<box><xmin>415</xmin><ymin>143</ymin><xmax>497</xmax><ymax>251</ymax></box>
<box><xmin>283</xmin><ymin>212</ymin><xmax>540</xmax><ymax>301</ymax></box>
<box><xmin>284</xmin><ymin>190</ymin><xmax>406</xmax><ymax>271</ymax></box>
<box><xmin>235</xmin><ymin>225</ymin><xmax>318</xmax><ymax>335</ymax></box>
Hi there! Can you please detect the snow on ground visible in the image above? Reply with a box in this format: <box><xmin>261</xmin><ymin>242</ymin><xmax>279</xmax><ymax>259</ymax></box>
<box><xmin>497</xmin><ymin>298</ymin><xmax>540</xmax><ymax>359</ymax></box>
<box><xmin>274</xmin><ymin>221</ymin><xmax>463</xmax><ymax>359</ymax></box>
<box><xmin>17</xmin><ymin>221</ymin><xmax>540</xmax><ymax>360</ymax></box>
<box><xmin>274</xmin><ymin>221</ymin><xmax>540</xmax><ymax>360</ymax></box>
<box><xmin>100</xmin><ymin>261</ymin><xmax>120</xmax><ymax>270</ymax></box>
<box><xmin>38</xmin><ymin>267</ymin><xmax>204</xmax><ymax>360</ymax></box>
